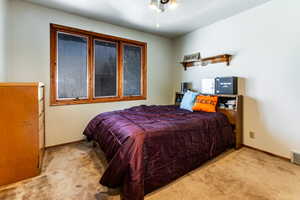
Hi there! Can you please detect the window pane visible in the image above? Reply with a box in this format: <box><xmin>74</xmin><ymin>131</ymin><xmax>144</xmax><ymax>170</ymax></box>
<box><xmin>57</xmin><ymin>32</ymin><xmax>88</xmax><ymax>99</ymax></box>
<box><xmin>123</xmin><ymin>44</ymin><xmax>142</xmax><ymax>96</ymax></box>
<box><xmin>94</xmin><ymin>40</ymin><xmax>117</xmax><ymax>97</ymax></box>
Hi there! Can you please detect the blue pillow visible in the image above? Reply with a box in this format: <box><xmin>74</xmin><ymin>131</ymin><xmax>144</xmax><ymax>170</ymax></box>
<box><xmin>180</xmin><ymin>90</ymin><xmax>198</xmax><ymax>112</ymax></box>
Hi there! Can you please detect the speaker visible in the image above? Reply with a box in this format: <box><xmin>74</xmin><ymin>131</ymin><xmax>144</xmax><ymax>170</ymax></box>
<box><xmin>215</xmin><ymin>77</ymin><xmax>238</xmax><ymax>95</ymax></box>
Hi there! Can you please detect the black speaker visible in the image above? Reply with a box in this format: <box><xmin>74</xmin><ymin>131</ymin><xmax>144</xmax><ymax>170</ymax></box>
<box><xmin>215</xmin><ymin>77</ymin><xmax>238</xmax><ymax>95</ymax></box>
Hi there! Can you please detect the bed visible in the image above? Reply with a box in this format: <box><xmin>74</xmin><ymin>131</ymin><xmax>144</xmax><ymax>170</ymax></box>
<box><xmin>84</xmin><ymin>101</ymin><xmax>242</xmax><ymax>200</ymax></box>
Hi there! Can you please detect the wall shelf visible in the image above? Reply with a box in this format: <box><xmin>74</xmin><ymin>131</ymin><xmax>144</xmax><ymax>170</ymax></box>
<box><xmin>181</xmin><ymin>54</ymin><xmax>232</xmax><ymax>70</ymax></box>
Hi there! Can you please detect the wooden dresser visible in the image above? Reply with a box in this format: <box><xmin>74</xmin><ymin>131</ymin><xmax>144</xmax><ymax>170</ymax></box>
<box><xmin>0</xmin><ymin>82</ymin><xmax>45</xmax><ymax>186</ymax></box>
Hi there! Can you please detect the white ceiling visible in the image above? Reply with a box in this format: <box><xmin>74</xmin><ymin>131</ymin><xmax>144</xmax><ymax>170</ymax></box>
<box><xmin>24</xmin><ymin>0</ymin><xmax>271</xmax><ymax>38</ymax></box>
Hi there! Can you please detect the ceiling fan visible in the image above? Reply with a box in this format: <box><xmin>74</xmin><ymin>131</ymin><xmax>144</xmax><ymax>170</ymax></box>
<box><xmin>149</xmin><ymin>0</ymin><xmax>178</xmax><ymax>12</ymax></box>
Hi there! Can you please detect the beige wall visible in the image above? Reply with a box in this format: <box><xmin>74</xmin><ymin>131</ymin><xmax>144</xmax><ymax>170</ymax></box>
<box><xmin>0</xmin><ymin>0</ymin><xmax>8</xmax><ymax>81</ymax></box>
<box><xmin>172</xmin><ymin>0</ymin><xmax>300</xmax><ymax>158</ymax></box>
<box><xmin>7</xmin><ymin>0</ymin><xmax>174</xmax><ymax>147</ymax></box>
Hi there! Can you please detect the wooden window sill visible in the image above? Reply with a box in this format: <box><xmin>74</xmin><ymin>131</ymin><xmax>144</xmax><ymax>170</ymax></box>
<box><xmin>50</xmin><ymin>96</ymin><xmax>147</xmax><ymax>106</ymax></box>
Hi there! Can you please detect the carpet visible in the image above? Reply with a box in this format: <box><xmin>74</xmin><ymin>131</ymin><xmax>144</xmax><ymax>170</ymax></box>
<box><xmin>1</xmin><ymin>142</ymin><xmax>300</xmax><ymax>200</ymax></box>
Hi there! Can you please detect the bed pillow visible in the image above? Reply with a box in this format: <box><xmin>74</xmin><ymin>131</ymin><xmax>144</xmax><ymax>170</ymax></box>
<box><xmin>180</xmin><ymin>90</ymin><xmax>198</xmax><ymax>112</ymax></box>
<box><xmin>192</xmin><ymin>95</ymin><xmax>218</xmax><ymax>112</ymax></box>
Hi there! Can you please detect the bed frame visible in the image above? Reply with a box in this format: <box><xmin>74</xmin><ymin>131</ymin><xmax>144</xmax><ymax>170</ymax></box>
<box><xmin>175</xmin><ymin>93</ymin><xmax>243</xmax><ymax>149</ymax></box>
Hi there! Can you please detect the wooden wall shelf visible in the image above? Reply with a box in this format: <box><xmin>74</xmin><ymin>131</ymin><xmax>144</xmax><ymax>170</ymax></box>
<box><xmin>181</xmin><ymin>54</ymin><xmax>232</xmax><ymax>70</ymax></box>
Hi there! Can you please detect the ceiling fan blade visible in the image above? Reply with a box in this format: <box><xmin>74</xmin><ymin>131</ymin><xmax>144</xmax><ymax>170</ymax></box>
<box><xmin>160</xmin><ymin>0</ymin><xmax>170</xmax><ymax>4</ymax></box>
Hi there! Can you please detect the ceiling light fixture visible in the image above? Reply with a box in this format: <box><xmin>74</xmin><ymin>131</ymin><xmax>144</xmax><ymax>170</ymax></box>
<box><xmin>149</xmin><ymin>0</ymin><xmax>178</xmax><ymax>12</ymax></box>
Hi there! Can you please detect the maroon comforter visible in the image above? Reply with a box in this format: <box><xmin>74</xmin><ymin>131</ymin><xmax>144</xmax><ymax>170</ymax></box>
<box><xmin>83</xmin><ymin>105</ymin><xmax>234</xmax><ymax>200</ymax></box>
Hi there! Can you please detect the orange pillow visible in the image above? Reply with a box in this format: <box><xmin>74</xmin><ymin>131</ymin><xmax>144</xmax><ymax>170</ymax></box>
<box><xmin>192</xmin><ymin>95</ymin><xmax>218</xmax><ymax>112</ymax></box>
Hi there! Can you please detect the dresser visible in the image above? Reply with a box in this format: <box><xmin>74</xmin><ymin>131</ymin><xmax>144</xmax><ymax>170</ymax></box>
<box><xmin>0</xmin><ymin>82</ymin><xmax>45</xmax><ymax>186</ymax></box>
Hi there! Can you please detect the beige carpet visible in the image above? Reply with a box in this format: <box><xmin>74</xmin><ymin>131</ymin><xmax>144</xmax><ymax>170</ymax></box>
<box><xmin>1</xmin><ymin>142</ymin><xmax>300</xmax><ymax>200</ymax></box>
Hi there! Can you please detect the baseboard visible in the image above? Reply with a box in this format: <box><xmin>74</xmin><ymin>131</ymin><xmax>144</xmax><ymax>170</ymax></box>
<box><xmin>243</xmin><ymin>144</ymin><xmax>290</xmax><ymax>161</ymax></box>
<box><xmin>45</xmin><ymin>139</ymin><xmax>85</xmax><ymax>149</ymax></box>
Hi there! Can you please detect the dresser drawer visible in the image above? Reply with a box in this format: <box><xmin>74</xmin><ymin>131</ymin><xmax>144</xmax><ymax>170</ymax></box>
<box><xmin>0</xmin><ymin>82</ymin><xmax>45</xmax><ymax>186</ymax></box>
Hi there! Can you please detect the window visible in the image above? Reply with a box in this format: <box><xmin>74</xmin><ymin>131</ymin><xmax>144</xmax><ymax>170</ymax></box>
<box><xmin>57</xmin><ymin>33</ymin><xmax>88</xmax><ymax>100</ymax></box>
<box><xmin>123</xmin><ymin>44</ymin><xmax>142</xmax><ymax>96</ymax></box>
<box><xmin>94</xmin><ymin>40</ymin><xmax>118</xmax><ymax>97</ymax></box>
<box><xmin>50</xmin><ymin>24</ymin><xmax>147</xmax><ymax>105</ymax></box>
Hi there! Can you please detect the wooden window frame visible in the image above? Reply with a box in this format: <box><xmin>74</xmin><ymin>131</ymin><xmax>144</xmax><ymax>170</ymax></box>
<box><xmin>50</xmin><ymin>24</ymin><xmax>147</xmax><ymax>106</ymax></box>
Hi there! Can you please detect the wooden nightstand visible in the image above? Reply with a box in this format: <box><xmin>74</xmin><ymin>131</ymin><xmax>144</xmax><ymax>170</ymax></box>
<box><xmin>174</xmin><ymin>92</ymin><xmax>243</xmax><ymax>149</ymax></box>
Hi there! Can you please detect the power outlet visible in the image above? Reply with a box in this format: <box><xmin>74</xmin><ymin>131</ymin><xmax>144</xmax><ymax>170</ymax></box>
<box><xmin>249</xmin><ymin>131</ymin><xmax>255</xmax><ymax>139</ymax></box>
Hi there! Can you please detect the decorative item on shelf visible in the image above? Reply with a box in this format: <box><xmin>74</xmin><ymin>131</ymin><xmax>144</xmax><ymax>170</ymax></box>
<box><xmin>200</xmin><ymin>78</ymin><xmax>215</xmax><ymax>95</ymax></box>
<box><xmin>217</xmin><ymin>96</ymin><xmax>238</xmax><ymax>111</ymax></box>
<box><xmin>181</xmin><ymin>52</ymin><xmax>201</xmax><ymax>70</ymax></box>
<box><xmin>183</xmin><ymin>52</ymin><xmax>201</xmax><ymax>62</ymax></box>
<box><xmin>219</xmin><ymin>103</ymin><xmax>226</xmax><ymax>109</ymax></box>
<box><xmin>226</xmin><ymin>99</ymin><xmax>237</xmax><ymax>110</ymax></box>
<box><xmin>181</xmin><ymin>53</ymin><xmax>232</xmax><ymax>70</ymax></box>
